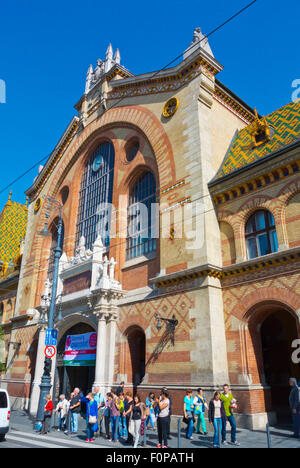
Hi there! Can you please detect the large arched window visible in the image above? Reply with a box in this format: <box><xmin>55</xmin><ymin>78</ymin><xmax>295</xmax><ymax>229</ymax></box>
<box><xmin>245</xmin><ymin>210</ymin><xmax>278</xmax><ymax>260</ymax></box>
<box><xmin>76</xmin><ymin>142</ymin><xmax>115</xmax><ymax>251</ymax></box>
<box><xmin>126</xmin><ymin>172</ymin><xmax>157</xmax><ymax>260</ymax></box>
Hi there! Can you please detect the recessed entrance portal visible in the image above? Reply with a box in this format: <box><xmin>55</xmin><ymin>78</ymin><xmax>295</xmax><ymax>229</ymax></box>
<box><xmin>260</xmin><ymin>309</ymin><xmax>300</xmax><ymax>421</ymax></box>
<box><xmin>248</xmin><ymin>303</ymin><xmax>300</xmax><ymax>423</ymax></box>
<box><xmin>125</xmin><ymin>326</ymin><xmax>146</xmax><ymax>387</ymax></box>
<box><xmin>56</xmin><ymin>322</ymin><xmax>96</xmax><ymax>399</ymax></box>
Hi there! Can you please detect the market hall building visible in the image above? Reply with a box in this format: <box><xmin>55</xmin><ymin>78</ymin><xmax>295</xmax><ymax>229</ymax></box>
<box><xmin>1</xmin><ymin>28</ymin><xmax>300</xmax><ymax>429</ymax></box>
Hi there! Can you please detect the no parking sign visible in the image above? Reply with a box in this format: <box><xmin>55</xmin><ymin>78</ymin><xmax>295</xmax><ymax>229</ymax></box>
<box><xmin>44</xmin><ymin>345</ymin><xmax>56</xmax><ymax>359</ymax></box>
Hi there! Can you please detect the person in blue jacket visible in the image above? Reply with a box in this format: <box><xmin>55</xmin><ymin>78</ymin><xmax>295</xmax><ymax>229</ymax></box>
<box><xmin>81</xmin><ymin>393</ymin><xmax>98</xmax><ymax>443</ymax></box>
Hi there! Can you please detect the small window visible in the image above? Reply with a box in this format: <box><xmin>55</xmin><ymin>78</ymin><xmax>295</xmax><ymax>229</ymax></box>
<box><xmin>60</xmin><ymin>186</ymin><xmax>69</xmax><ymax>205</ymax></box>
<box><xmin>125</xmin><ymin>139</ymin><xmax>139</xmax><ymax>162</ymax></box>
<box><xmin>0</xmin><ymin>392</ymin><xmax>8</xmax><ymax>409</ymax></box>
<box><xmin>245</xmin><ymin>210</ymin><xmax>278</xmax><ymax>260</ymax></box>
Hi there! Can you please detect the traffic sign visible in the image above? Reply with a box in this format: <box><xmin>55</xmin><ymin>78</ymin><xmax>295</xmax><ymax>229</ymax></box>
<box><xmin>45</xmin><ymin>329</ymin><xmax>58</xmax><ymax>347</ymax></box>
<box><xmin>44</xmin><ymin>345</ymin><xmax>56</xmax><ymax>359</ymax></box>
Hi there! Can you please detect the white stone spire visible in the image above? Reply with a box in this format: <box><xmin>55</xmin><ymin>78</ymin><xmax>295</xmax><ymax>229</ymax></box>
<box><xmin>84</xmin><ymin>44</ymin><xmax>122</xmax><ymax>94</ymax></box>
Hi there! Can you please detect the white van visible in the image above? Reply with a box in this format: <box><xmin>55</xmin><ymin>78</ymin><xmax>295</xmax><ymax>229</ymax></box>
<box><xmin>0</xmin><ymin>389</ymin><xmax>10</xmax><ymax>441</ymax></box>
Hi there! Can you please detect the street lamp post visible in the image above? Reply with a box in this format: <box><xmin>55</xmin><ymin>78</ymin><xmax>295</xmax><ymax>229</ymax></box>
<box><xmin>35</xmin><ymin>198</ymin><xmax>63</xmax><ymax>428</ymax></box>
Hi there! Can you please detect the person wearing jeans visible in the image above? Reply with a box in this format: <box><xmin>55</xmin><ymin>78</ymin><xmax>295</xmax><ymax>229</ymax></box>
<box><xmin>156</xmin><ymin>390</ymin><xmax>170</xmax><ymax>448</ymax></box>
<box><xmin>208</xmin><ymin>392</ymin><xmax>226</xmax><ymax>448</ymax></box>
<box><xmin>69</xmin><ymin>388</ymin><xmax>81</xmax><ymax>434</ymax></box>
<box><xmin>220</xmin><ymin>384</ymin><xmax>239</xmax><ymax>446</ymax></box>
<box><xmin>109</xmin><ymin>390</ymin><xmax>121</xmax><ymax>441</ymax></box>
<box><xmin>184</xmin><ymin>389</ymin><xmax>194</xmax><ymax>440</ymax></box>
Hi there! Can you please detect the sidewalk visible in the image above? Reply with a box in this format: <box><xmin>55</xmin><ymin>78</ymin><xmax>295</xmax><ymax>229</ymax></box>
<box><xmin>9</xmin><ymin>410</ymin><xmax>300</xmax><ymax>449</ymax></box>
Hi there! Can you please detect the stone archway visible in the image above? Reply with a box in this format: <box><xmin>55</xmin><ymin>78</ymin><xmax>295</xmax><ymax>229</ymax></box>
<box><xmin>247</xmin><ymin>302</ymin><xmax>300</xmax><ymax>422</ymax></box>
<box><xmin>123</xmin><ymin>325</ymin><xmax>146</xmax><ymax>388</ymax></box>
<box><xmin>56</xmin><ymin>322</ymin><xmax>96</xmax><ymax>399</ymax></box>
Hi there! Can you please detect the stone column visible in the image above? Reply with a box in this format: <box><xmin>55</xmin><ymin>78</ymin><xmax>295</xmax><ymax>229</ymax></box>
<box><xmin>106</xmin><ymin>310</ymin><xmax>118</xmax><ymax>391</ymax></box>
<box><xmin>29</xmin><ymin>326</ymin><xmax>46</xmax><ymax>416</ymax></box>
<box><xmin>93</xmin><ymin>311</ymin><xmax>108</xmax><ymax>395</ymax></box>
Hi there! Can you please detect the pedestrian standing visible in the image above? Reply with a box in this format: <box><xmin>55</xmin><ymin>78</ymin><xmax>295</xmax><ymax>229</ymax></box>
<box><xmin>69</xmin><ymin>388</ymin><xmax>81</xmax><ymax>434</ymax></box>
<box><xmin>162</xmin><ymin>387</ymin><xmax>172</xmax><ymax>439</ymax></box>
<box><xmin>109</xmin><ymin>390</ymin><xmax>121</xmax><ymax>442</ymax></box>
<box><xmin>131</xmin><ymin>395</ymin><xmax>146</xmax><ymax>448</ymax></box>
<box><xmin>123</xmin><ymin>392</ymin><xmax>134</xmax><ymax>445</ymax></box>
<box><xmin>116</xmin><ymin>381</ymin><xmax>125</xmax><ymax>397</ymax></box>
<box><xmin>94</xmin><ymin>386</ymin><xmax>105</xmax><ymax>436</ymax></box>
<box><xmin>40</xmin><ymin>394</ymin><xmax>54</xmax><ymax>435</ymax></box>
<box><xmin>81</xmin><ymin>393</ymin><xmax>98</xmax><ymax>443</ymax></box>
<box><xmin>208</xmin><ymin>391</ymin><xmax>226</xmax><ymax>448</ymax></box>
<box><xmin>104</xmin><ymin>392</ymin><xmax>112</xmax><ymax>439</ymax></box>
<box><xmin>55</xmin><ymin>394</ymin><xmax>69</xmax><ymax>433</ymax></box>
<box><xmin>184</xmin><ymin>389</ymin><xmax>194</xmax><ymax>440</ymax></box>
<box><xmin>118</xmin><ymin>393</ymin><xmax>127</xmax><ymax>438</ymax></box>
<box><xmin>156</xmin><ymin>390</ymin><xmax>170</xmax><ymax>449</ymax></box>
<box><xmin>146</xmin><ymin>392</ymin><xmax>156</xmax><ymax>431</ymax></box>
<box><xmin>289</xmin><ymin>378</ymin><xmax>300</xmax><ymax>439</ymax></box>
<box><xmin>193</xmin><ymin>388</ymin><xmax>208</xmax><ymax>435</ymax></box>
<box><xmin>220</xmin><ymin>384</ymin><xmax>240</xmax><ymax>446</ymax></box>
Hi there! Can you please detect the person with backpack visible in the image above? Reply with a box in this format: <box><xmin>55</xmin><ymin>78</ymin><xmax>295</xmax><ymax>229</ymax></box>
<box><xmin>183</xmin><ymin>389</ymin><xmax>194</xmax><ymax>440</ymax></box>
<box><xmin>289</xmin><ymin>377</ymin><xmax>300</xmax><ymax>439</ymax></box>
<box><xmin>193</xmin><ymin>388</ymin><xmax>208</xmax><ymax>435</ymax></box>
<box><xmin>208</xmin><ymin>391</ymin><xmax>226</xmax><ymax>448</ymax></box>
<box><xmin>220</xmin><ymin>384</ymin><xmax>240</xmax><ymax>446</ymax></box>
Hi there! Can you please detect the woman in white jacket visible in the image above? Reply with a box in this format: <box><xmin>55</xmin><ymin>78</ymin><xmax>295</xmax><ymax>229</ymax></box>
<box><xmin>55</xmin><ymin>394</ymin><xmax>69</xmax><ymax>433</ymax></box>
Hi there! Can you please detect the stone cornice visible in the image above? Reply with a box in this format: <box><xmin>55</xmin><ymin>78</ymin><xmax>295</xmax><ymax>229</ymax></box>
<box><xmin>151</xmin><ymin>247</ymin><xmax>300</xmax><ymax>288</ymax></box>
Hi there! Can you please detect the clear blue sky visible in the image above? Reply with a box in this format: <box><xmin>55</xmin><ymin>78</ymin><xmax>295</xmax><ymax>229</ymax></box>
<box><xmin>0</xmin><ymin>0</ymin><xmax>299</xmax><ymax>207</ymax></box>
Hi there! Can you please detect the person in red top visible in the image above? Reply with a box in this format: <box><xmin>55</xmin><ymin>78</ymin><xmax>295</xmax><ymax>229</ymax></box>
<box><xmin>40</xmin><ymin>394</ymin><xmax>54</xmax><ymax>435</ymax></box>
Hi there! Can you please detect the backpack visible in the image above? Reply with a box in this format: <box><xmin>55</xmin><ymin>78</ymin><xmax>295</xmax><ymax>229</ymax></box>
<box><xmin>116</xmin><ymin>398</ymin><xmax>124</xmax><ymax>414</ymax></box>
<box><xmin>194</xmin><ymin>395</ymin><xmax>205</xmax><ymax>415</ymax></box>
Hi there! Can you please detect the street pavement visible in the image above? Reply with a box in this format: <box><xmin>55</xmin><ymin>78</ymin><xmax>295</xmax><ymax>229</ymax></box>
<box><xmin>0</xmin><ymin>410</ymin><xmax>299</xmax><ymax>448</ymax></box>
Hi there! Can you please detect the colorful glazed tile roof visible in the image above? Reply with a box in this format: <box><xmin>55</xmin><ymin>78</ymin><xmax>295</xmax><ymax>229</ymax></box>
<box><xmin>0</xmin><ymin>194</ymin><xmax>28</xmax><ymax>273</ymax></box>
<box><xmin>214</xmin><ymin>100</ymin><xmax>300</xmax><ymax>181</ymax></box>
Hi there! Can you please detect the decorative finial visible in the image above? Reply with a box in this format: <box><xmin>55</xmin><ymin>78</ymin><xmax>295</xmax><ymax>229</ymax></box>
<box><xmin>6</xmin><ymin>191</ymin><xmax>12</xmax><ymax>206</ymax></box>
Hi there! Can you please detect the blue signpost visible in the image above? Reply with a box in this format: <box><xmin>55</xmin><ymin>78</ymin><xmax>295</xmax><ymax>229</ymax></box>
<box><xmin>45</xmin><ymin>329</ymin><xmax>58</xmax><ymax>347</ymax></box>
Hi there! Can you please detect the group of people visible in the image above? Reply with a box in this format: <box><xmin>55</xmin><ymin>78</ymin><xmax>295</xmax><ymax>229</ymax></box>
<box><xmin>39</xmin><ymin>378</ymin><xmax>300</xmax><ymax>448</ymax></box>
<box><xmin>184</xmin><ymin>385</ymin><xmax>239</xmax><ymax>448</ymax></box>
<box><xmin>39</xmin><ymin>382</ymin><xmax>239</xmax><ymax>448</ymax></box>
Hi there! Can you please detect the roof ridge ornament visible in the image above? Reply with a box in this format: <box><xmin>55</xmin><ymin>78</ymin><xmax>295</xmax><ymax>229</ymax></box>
<box><xmin>183</xmin><ymin>27</ymin><xmax>214</xmax><ymax>61</ymax></box>
<box><xmin>250</xmin><ymin>108</ymin><xmax>271</xmax><ymax>148</ymax></box>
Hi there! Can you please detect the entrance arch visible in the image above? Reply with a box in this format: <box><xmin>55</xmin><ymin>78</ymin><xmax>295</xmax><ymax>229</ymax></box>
<box><xmin>124</xmin><ymin>326</ymin><xmax>146</xmax><ymax>387</ymax></box>
<box><xmin>248</xmin><ymin>302</ymin><xmax>300</xmax><ymax>421</ymax></box>
<box><xmin>56</xmin><ymin>322</ymin><xmax>96</xmax><ymax>399</ymax></box>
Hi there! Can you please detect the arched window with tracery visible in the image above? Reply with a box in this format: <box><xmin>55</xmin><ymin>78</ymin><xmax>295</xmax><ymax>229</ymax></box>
<box><xmin>126</xmin><ymin>171</ymin><xmax>157</xmax><ymax>260</ymax></box>
<box><xmin>245</xmin><ymin>210</ymin><xmax>278</xmax><ymax>260</ymax></box>
<box><xmin>76</xmin><ymin>142</ymin><xmax>115</xmax><ymax>251</ymax></box>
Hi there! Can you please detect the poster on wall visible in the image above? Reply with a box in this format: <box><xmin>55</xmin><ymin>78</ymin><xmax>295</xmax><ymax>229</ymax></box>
<box><xmin>63</xmin><ymin>332</ymin><xmax>97</xmax><ymax>366</ymax></box>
